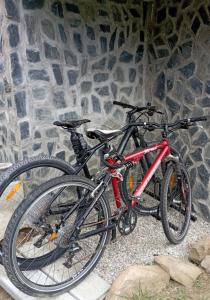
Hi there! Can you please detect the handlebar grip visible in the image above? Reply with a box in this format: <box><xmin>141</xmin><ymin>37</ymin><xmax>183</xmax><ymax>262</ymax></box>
<box><xmin>189</xmin><ymin>116</ymin><xmax>207</xmax><ymax>122</ymax></box>
<box><xmin>113</xmin><ymin>101</ymin><xmax>135</xmax><ymax>110</ymax></box>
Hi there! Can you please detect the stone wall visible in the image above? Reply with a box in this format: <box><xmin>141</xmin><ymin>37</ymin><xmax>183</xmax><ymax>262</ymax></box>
<box><xmin>149</xmin><ymin>0</ymin><xmax>210</xmax><ymax>219</ymax></box>
<box><xmin>0</xmin><ymin>0</ymin><xmax>148</xmax><ymax>164</ymax></box>
<box><xmin>1</xmin><ymin>0</ymin><xmax>210</xmax><ymax>219</ymax></box>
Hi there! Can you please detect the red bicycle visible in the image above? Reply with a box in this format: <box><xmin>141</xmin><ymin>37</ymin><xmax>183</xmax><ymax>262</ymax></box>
<box><xmin>2</xmin><ymin>116</ymin><xmax>207</xmax><ymax>296</ymax></box>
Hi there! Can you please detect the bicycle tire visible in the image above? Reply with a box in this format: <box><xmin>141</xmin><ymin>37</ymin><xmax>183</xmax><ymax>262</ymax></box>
<box><xmin>2</xmin><ymin>175</ymin><xmax>111</xmax><ymax>296</ymax></box>
<box><xmin>160</xmin><ymin>163</ymin><xmax>192</xmax><ymax>244</ymax></box>
<box><xmin>0</xmin><ymin>156</ymin><xmax>75</xmax><ymax>266</ymax></box>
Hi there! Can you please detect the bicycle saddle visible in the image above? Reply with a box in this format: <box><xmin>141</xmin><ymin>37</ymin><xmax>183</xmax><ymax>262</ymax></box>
<box><xmin>53</xmin><ymin>119</ymin><xmax>91</xmax><ymax>129</ymax></box>
<box><xmin>86</xmin><ymin>128</ymin><xmax>122</xmax><ymax>141</ymax></box>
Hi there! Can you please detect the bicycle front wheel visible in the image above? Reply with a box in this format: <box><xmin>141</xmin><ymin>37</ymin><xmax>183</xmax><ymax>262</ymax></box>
<box><xmin>160</xmin><ymin>163</ymin><xmax>192</xmax><ymax>244</ymax></box>
<box><xmin>2</xmin><ymin>175</ymin><xmax>111</xmax><ymax>297</ymax></box>
<box><xmin>0</xmin><ymin>156</ymin><xmax>75</xmax><ymax>266</ymax></box>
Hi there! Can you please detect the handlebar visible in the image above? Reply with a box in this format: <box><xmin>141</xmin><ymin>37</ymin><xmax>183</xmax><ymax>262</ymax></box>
<box><xmin>127</xmin><ymin>116</ymin><xmax>208</xmax><ymax>131</ymax></box>
<box><xmin>113</xmin><ymin>100</ymin><xmax>160</xmax><ymax>115</ymax></box>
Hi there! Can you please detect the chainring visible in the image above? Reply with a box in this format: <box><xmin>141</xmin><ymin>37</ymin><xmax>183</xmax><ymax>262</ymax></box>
<box><xmin>117</xmin><ymin>209</ymin><xmax>137</xmax><ymax>235</ymax></box>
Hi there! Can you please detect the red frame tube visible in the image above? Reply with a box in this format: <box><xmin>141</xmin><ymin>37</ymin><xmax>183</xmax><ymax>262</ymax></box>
<box><xmin>109</xmin><ymin>140</ymin><xmax>171</xmax><ymax>208</ymax></box>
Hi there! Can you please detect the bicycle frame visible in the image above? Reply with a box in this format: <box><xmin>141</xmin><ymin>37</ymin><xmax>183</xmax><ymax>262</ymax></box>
<box><xmin>110</xmin><ymin>139</ymin><xmax>171</xmax><ymax>209</ymax></box>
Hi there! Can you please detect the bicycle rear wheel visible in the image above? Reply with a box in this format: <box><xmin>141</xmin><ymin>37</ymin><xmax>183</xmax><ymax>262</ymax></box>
<box><xmin>119</xmin><ymin>159</ymin><xmax>161</xmax><ymax>215</ymax></box>
<box><xmin>160</xmin><ymin>163</ymin><xmax>192</xmax><ymax>244</ymax></box>
<box><xmin>2</xmin><ymin>175</ymin><xmax>111</xmax><ymax>297</ymax></box>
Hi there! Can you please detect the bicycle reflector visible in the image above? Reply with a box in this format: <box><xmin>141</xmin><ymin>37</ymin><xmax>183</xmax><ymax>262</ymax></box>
<box><xmin>6</xmin><ymin>181</ymin><xmax>23</xmax><ymax>201</ymax></box>
<box><xmin>169</xmin><ymin>173</ymin><xmax>176</xmax><ymax>190</ymax></box>
<box><xmin>129</xmin><ymin>175</ymin><xmax>133</xmax><ymax>192</ymax></box>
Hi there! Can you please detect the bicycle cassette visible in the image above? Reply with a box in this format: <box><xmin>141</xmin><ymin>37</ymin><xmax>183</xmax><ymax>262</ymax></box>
<box><xmin>117</xmin><ymin>209</ymin><xmax>137</xmax><ymax>235</ymax></box>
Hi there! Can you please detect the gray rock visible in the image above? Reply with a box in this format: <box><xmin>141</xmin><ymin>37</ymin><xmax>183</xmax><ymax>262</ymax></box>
<box><xmin>87</xmin><ymin>45</ymin><xmax>97</xmax><ymax>57</ymax></box>
<box><xmin>108</xmin><ymin>55</ymin><xmax>116</xmax><ymax>71</ymax></box>
<box><xmin>51</xmin><ymin>1</ymin><xmax>63</xmax><ymax>18</ymax></box>
<box><xmin>5</xmin><ymin>0</ymin><xmax>19</xmax><ymax>20</ymax></box>
<box><xmin>47</xmin><ymin>142</ymin><xmax>54</xmax><ymax>155</ymax></box>
<box><xmin>26</xmin><ymin>49</ymin><xmax>40</xmax><ymax>63</ymax></box>
<box><xmin>179</xmin><ymin>62</ymin><xmax>195</xmax><ymax>79</ymax></box>
<box><xmin>33</xmin><ymin>143</ymin><xmax>41</xmax><ymax>151</ymax></box>
<box><xmin>20</xmin><ymin>121</ymin><xmax>29</xmax><ymax>139</ymax></box>
<box><xmin>74</xmin><ymin>33</ymin><xmax>83</xmax><ymax>53</ymax></box>
<box><xmin>10</xmin><ymin>52</ymin><xmax>23</xmax><ymax>86</ymax></box>
<box><xmin>41</xmin><ymin>19</ymin><xmax>55</xmax><ymax>40</ymax></box>
<box><xmin>52</xmin><ymin>64</ymin><xmax>63</xmax><ymax>85</ymax></box>
<box><xmin>34</xmin><ymin>130</ymin><xmax>41</xmax><ymax>138</ymax></box>
<box><xmin>190</xmin><ymin>77</ymin><xmax>203</xmax><ymax>95</ymax></box>
<box><xmin>111</xmin><ymin>82</ymin><xmax>118</xmax><ymax>99</ymax></box>
<box><xmin>100</xmin><ymin>37</ymin><xmax>107</xmax><ymax>53</ymax></box>
<box><xmin>92</xmin><ymin>95</ymin><xmax>101</xmax><ymax>113</ymax></box>
<box><xmin>118</xmin><ymin>31</ymin><xmax>125</xmax><ymax>48</ymax></box>
<box><xmin>58</xmin><ymin>24</ymin><xmax>67</xmax><ymax>43</ymax></box>
<box><xmin>104</xmin><ymin>101</ymin><xmax>112</xmax><ymax>114</ymax></box>
<box><xmin>199</xmin><ymin>203</ymin><xmax>210</xmax><ymax>222</ymax></box>
<box><xmin>69</xmin><ymin>18</ymin><xmax>81</xmax><ymax>28</ymax></box>
<box><xmin>113</xmin><ymin>67</ymin><xmax>124</xmax><ymax>82</ymax></box>
<box><xmin>35</xmin><ymin>108</ymin><xmax>52</xmax><ymax>121</ymax></box>
<box><xmin>29</xmin><ymin>69</ymin><xmax>50</xmax><ymax>81</ymax></box>
<box><xmin>135</xmin><ymin>45</ymin><xmax>144</xmax><ymax>63</ymax></box>
<box><xmin>23</xmin><ymin>0</ymin><xmax>45</xmax><ymax>9</ymax></box>
<box><xmin>119</xmin><ymin>51</ymin><xmax>133</xmax><ymax>63</ymax></box>
<box><xmin>193</xmin><ymin>132</ymin><xmax>209</xmax><ymax>147</ymax></box>
<box><xmin>7</xmin><ymin>24</ymin><xmax>19</xmax><ymax>48</ymax></box>
<box><xmin>56</xmin><ymin>151</ymin><xmax>65</xmax><ymax>160</ymax></box>
<box><xmin>198</xmin><ymin>164</ymin><xmax>209</xmax><ymax>186</ymax></box>
<box><xmin>64</xmin><ymin>50</ymin><xmax>77</xmax><ymax>66</ymax></box>
<box><xmin>81</xmin><ymin>97</ymin><xmax>88</xmax><ymax>115</ymax></box>
<box><xmin>67</xmin><ymin>70</ymin><xmax>79</xmax><ymax>86</ymax></box>
<box><xmin>32</xmin><ymin>87</ymin><xmax>46</xmax><ymax>100</ymax></box>
<box><xmin>194</xmin><ymin>181</ymin><xmax>208</xmax><ymax>200</ymax></box>
<box><xmin>59</xmin><ymin>111</ymin><xmax>79</xmax><ymax>121</ymax></box>
<box><xmin>92</xmin><ymin>58</ymin><xmax>106</xmax><ymax>71</ymax></box>
<box><xmin>120</xmin><ymin>87</ymin><xmax>132</xmax><ymax>96</ymax></box>
<box><xmin>25</xmin><ymin>15</ymin><xmax>37</xmax><ymax>45</ymax></box>
<box><xmin>81</xmin><ymin>81</ymin><xmax>92</xmax><ymax>93</ymax></box>
<box><xmin>15</xmin><ymin>91</ymin><xmax>26</xmax><ymax>118</ymax></box>
<box><xmin>65</xmin><ymin>3</ymin><xmax>80</xmax><ymax>13</ymax></box>
<box><xmin>154</xmin><ymin>72</ymin><xmax>165</xmax><ymax>101</ymax></box>
<box><xmin>46</xmin><ymin>128</ymin><xmax>58</xmax><ymax>138</ymax></box>
<box><xmin>81</xmin><ymin>57</ymin><xmax>88</xmax><ymax>76</ymax></box>
<box><xmin>191</xmin><ymin>148</ymin><xmax>202</xmax><ymax>161</ymax></box>
<box><xmin>109</xmin><ymin>28</ymin><xmax>117</xmax><ymax>51</ymax></box>
<box><xmin>166</xmin><ymin>96</ymin><xmax>180</xmax><ymax>116</ymax></box>
<box><xmin>95</xmin><ymin>86</ymin><xmax>109</xmax><ymax>96</ymax></box>
<box><xmin>53</xmin><ymin>91</ymin><xmax>66</xmax><ymax>109</ymax></box>
<box><xmin>129</xmin><ymin>68</ymin><xmax>136</xmax><ymax>83</ymax></box>
<box><xmin>198</xmin><ymin>97</ymin><xmax>210</xmax><ymax>108</ymax></box>
<box><xmin>86</xmin><ymin>25</ymin><xmax>95</xmax><ymax>40</ymax></box>
<box><xmin>94</xmin><ymin>73</ymin><xmax>109</xmax><ymax>83</ymax></box>
<box><xmin>100</xmin><ymin>24</ymin><xmax>110</xmax><ymax>33</ymax></box>
<box><xmin>44</xmin><ymin>42</ymin><xmax>60</xmax><ymax>59</ymax></box>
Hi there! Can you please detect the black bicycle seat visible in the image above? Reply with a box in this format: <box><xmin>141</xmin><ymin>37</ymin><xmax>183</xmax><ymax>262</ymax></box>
<box><xmin>86</xmin><ymin>128</ymin><xmax>122</xmax><ymax>141</ymax></box>
<box><xmin>53</xmin><ymin>119</ymin><xmax>91</xmax><ymax>129</ymax></box>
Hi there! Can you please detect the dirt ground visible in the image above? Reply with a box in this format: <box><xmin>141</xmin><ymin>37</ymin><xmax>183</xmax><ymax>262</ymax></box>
<box><xmin>0</xmin><ymin>287</ymin><xmax>12</xmax><ymax>300</ymax></box>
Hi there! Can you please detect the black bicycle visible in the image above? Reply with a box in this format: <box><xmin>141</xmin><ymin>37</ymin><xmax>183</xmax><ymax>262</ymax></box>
<box><xmin>2</xmin><ymin>116</ymin><xmax>206</xmax><ymax>296</ymax></box>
